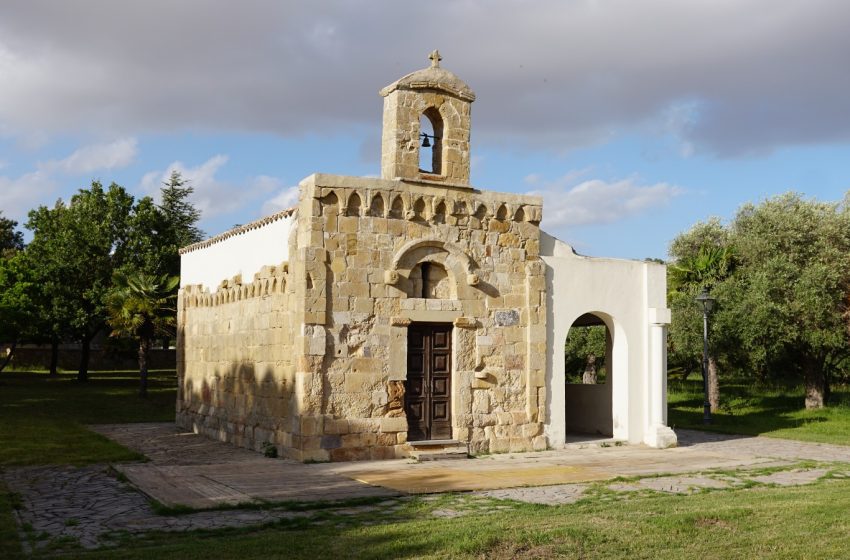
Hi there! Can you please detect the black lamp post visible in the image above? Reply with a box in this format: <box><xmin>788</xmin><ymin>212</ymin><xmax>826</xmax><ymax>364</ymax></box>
<box><xmin>695</xmin><ymin>287</ymin><xmax>715</xmax><ymax>424</ymax></box>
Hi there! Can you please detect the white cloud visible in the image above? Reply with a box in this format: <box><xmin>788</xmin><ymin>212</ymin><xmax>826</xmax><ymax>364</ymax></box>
<box><xmin>529</xmin><ymin>175</ymin><xmax>683</xmax><ymax>228</ymax></box>
<box><xmin>0</xmin><ymin>1</ymin><xmax>848</xmax><ymax>156</ymax></box>
<box><xmin>43</xmin><ymin>137</ymin><xmax>138</xmax><ymax>174</ymax></box>
<box><xmin>140</xmin><ymin>155</ymin><xmax>231</xmax><ymax>218</ymax></box>
<box><xmin>261</xmin><ymin>184</ymin><xmax>300</xmax><ymax>215</ymax></box>
<box><xmin>139</xmin><ymin>156</ymin><xmax>286</xmax><ymax>229</ymax></box>
<box><xmin>0</xmin><ymin>169</ymin><xmax>57</xmax><ymax>223</ymax></box>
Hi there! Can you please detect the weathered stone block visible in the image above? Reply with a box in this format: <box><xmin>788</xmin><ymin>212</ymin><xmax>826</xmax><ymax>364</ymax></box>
<box><xmin>380</xmin><ymin>416</ymin><xmax>407</xmax><ymax>433</ymax></box>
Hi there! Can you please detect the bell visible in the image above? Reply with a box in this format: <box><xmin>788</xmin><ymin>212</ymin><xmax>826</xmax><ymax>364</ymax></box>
<box><xmin>421</xmin><ymin>135</ymin><xmax>431</xmax><ymax>148</ymax></box>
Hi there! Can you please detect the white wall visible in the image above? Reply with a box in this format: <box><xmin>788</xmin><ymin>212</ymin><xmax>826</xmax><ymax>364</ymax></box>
<box><xmin>540</xmin><ymin>231</ymin><xmax>676</xmax><ymax>448</ymax></box>
<box><xmin>180</xmin><ymin>213</ymin><xmax>295</xmax><ymax>289</ymax></box>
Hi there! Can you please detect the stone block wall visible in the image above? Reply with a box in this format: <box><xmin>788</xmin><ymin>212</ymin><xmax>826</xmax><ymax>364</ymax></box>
<box><xmin>290</xmin><ymin>174</ymin><xmax>548</xmax><ymax>460</ymax></box>
<box><xmin>176</xmin><ymin>263</ymin><xmax>300</xmax><ymax>457</ymax></box>
<box><xmin>381</xmin><ymin>88</ymin><xmax>472</xmax><ymax>184</ymax></box>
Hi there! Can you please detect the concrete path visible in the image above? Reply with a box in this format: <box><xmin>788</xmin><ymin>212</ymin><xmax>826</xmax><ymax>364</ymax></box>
<box><xmin>92</xmin><ymin>423</ymin><xmax>850</xmax><ymax>502</ymax></box>
<box><xmin>90</xmin><ymin>423</ymin><xmax>398</xmax><ymax>508</ymax></box>
<box><xmin>5</xmin><ymin>423</ymin><xmax>850</xmax><ymax>552</ymax></box>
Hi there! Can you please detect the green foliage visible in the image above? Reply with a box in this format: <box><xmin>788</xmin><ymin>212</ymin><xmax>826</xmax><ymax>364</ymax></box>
<box><xmin>668</xmin><ymin>193</ymin><xmax>850</xmax><ymax>401</ymax></box>
<box><xmin>0</xmin><ymin>252</ymin><xmax>37</xmax><ymax>345</ymax></box>
<box><xmin>25</xmin><ymin>182</ymin><xmax>135</xmax><ymax>351</ymax></box>
<box><xmin>667</xmin><ymin>218</ymin><xmax>736</xmax><ymax>376</ymax></box>
<box><xmin>564</xmin><ymin>325</ymin><xmax>607</xmax><ymax>383</ymax></box>
<box><xmin>106</xmin><ymin>272</ymin><xmax>179</xmax><ymax>396</ymax></box>
<box><xmin>262</xmin><ymin>441</ymin><xmax>279</xmax><ymax>458</ymax></box>
<box><xmin>0</xmin><ymin>212</ymin><xmax>24</xmax><ymax>258</ymax></box>
<box><xmin>106</xmin><ymin>271</ymin><xmax>179</xmax><ymax>342</ymax></box>
<box><xmin>725</xmin><ymin>194</ymin><xmax>850</xmax><ymax>383</ymax></box>
<box><xmin>123</xmin><ymin>170</ymin><xmax>204</xmax><ymax>279</ymax></box>
<box><xmin>16</xmin><ymin>176</ymin><xmax>203</xmax><ymax>376</ymax></box>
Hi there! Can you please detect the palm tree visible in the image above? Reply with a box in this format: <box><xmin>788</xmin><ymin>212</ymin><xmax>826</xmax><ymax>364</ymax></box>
<box><xmin>668</xmin><ymin>244</ymin><xmax>735</xmax><ymax>413</ymax></box>
<box><xmin>668</xmin><ymin>245</ymin><xmax>734</xmax><ymax>292</ymax></box>
<box><xmin>106</xmin><ymin>271</ymin><xmax>179</xmax><ymax>397</ymax></box>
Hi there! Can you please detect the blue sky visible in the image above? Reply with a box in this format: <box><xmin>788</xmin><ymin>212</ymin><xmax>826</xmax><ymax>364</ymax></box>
<box><xmin>2</xmin><ymin>1</ymin><xmax>849</xmax><ymax>260</ymax></box>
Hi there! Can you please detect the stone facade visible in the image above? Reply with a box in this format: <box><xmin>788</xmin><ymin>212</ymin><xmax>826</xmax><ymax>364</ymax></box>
<box><xmin>177</xmin><ymin>52</ymin><xmax>677</xmax><ymax>462</ymax></box>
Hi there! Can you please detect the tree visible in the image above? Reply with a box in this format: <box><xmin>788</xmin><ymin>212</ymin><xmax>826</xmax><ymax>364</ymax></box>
<box><xmin>670</xmin><ymin>193</ymin><xmax>850</xmax><ymax>410</ymax></box>
<box><xmin>564</xmin><ymin>325</ymin><xmax>607</xmax><ymax>384</ymax></box>
<box><xmin>158</xmin><ymin>171</ymin><xmax>203</xmax><ymax>277</ymax></box>
<box><xmin>26</xmin><ymin>182</ymin><xmax>135</xmax><ymax>381</ymax></box>
<box><xmin>0</xmin><ymin>252</ymin><xmax>37</xmax><ymax>372</ymax></box>
<box><xmin>0</xmin><ymin>212</ymin><xmax>25</xmax><ymax>258</ymax></box>
<box><xmin>121</xmin><ymin>171</ymin><xmax>203</xmax><ymax>348</ymax></box>
<box><xmin>106</xmin><ymin>272</ymin><xmax>178</xmax><ymax>397</ymax></box>
<box><xmin>725</xmin><ymin>193</ymin><xmax>850</xmax><ymax>408</ymax></box>
<box><xmin>667</xmin><ymin>219</ymin><xmax>735</xmax><ymax>411</ymax></box>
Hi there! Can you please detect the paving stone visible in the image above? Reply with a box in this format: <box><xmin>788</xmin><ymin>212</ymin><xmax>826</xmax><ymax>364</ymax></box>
<box><xmin>607</xmin><ymin>483</ymin><xmax>643</xmax><ymax>492</ymax></box>
<box><xmin>750</xmin><ymin>468</ymin><xmax>828</xmax><ymax>486</ymax></box>
<box><xmin>431</xmin><ymin>508</ymin><xmax>464</xmax><ymax>518</ymax></box>
<box><xmin>636</xmin><ymin>475</ymin><xmax>732</xmax><ymax>494</ymax></box>
<box><xmin>6</xmin><ymin>425</ymin><xmax>850</xmax><ymax>551</ymax></box>
<box><xmin>476</xmin><ymin>483</ymin><xmax>588</xmax><ymax>505</ymax></box>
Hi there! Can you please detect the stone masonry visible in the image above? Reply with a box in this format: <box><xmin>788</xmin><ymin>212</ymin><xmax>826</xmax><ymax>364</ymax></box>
<box><xmin>177</xmin><ymin>52</ymin><xmax>549</xmax><ymax>461</ymax></box>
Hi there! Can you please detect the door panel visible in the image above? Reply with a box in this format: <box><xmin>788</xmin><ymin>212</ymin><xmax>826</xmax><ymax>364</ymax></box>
<box><xmin>404</xmin><ymin>324</ymin><xmax>453</xmax><ymax>441</ymax></box>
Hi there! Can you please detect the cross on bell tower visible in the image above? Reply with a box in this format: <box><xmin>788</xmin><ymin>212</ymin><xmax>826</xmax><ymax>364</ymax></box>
<box><xmin>428</xmin><ymin>49</ymin><xmax>442</xmax><ymax>68</ymax></box>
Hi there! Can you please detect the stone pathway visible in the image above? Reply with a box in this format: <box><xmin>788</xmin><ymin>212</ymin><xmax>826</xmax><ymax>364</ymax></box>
<box><xmin>5</xmin><ymin>424</ymin><xmax>850</xmax><ymax>552</ymax></box>
<box><xmin>478</xmin><ymin>483</ymin><xmax>589</xmax><ymax>505</ymax></box>
<box><xmin>3</xmin><ymin>463</ymin><xmax>415</xmax><ymax>552</ymax></box>
<box><xmin>91</xmin><ymin>423</ymin><xmax>398</xmax><ymax>508</ymax></box>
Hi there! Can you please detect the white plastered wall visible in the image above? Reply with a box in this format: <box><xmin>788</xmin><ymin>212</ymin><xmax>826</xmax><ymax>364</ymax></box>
<box><xmin>540</xmin><ymin>231</ymin><xmax>677</xmax><ymax>448</ymax></box>
<box><xmin>180</xmin><ymin>214</ymin><xmax>296</xmax><ymax>289</ymax></box>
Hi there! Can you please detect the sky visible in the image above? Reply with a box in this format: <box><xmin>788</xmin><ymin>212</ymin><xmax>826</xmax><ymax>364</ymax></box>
<box><xmin>1</xmin><ymin>0</ymin><xmax>849</xmax><ymax>260</ymax></box>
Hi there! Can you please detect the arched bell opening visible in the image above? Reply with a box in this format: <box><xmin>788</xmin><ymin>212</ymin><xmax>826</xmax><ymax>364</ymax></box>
<box><xmin>418</xmin><ymin>107</ymin><xmax>444</xmax><ymax>175</ymax></box>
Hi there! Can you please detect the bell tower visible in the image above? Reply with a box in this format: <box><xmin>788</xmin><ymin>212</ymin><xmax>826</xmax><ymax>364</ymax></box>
<box><xmin>379</xmin><ymin>50</ymin><xmax>476</xmax><ymax>186</ymax></box>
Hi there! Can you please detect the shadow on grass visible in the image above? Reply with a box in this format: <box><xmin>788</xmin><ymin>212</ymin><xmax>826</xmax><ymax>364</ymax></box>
<box><xmin>0</xmin><ymin>370</ymin><xmax>177</xmax><ymax>466</ymax></box>
<box><xmin>668</xmin><ymin>378</ymin><xmax>850</xmax><ymax>445</ymax></box>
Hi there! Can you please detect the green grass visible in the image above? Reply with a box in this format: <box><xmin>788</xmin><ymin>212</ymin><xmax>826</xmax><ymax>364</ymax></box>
<box><xmin>0</xmin><ymin>370</ymin><xmax>176</xmax><ymax>466</ymax></box>
<box><xmin>5</xmin><ymin>370</ymin><xmax>850</xmax><ymax>557</ymax></box>
<box><xmin>18</xmin><ymin>479</ymin><xmax>850</xmax><ymax>559</ymax></box>
<box><xmin>669</xmin><ymin>377</ymin><xmax>850</xmax><ymax>445</ymax></box>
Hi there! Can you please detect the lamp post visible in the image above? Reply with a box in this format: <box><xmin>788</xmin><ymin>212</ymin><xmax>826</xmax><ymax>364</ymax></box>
<box><xmin>695</xmin><ymin>287</ymin><xmax>715</xmax><ymax>425</ymax></box>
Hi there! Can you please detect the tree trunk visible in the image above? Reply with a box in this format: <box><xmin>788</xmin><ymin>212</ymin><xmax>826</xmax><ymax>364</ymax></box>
<box><xmin>708</xmin><ymin>356</ymin><xmax>720</xmax><ymax>412</ymax></box>
<box><xmin>77</xmin><ymin>336</ymin><xmax>91</xmax><ymax>382</ymax></box>
<box><xmin>138</xmin><ymin>336</ymin><xmax>151</xmax><ymax>398</ymax></box>
<box><xmin>804</xmin><ymin>357</ymin><xmax>826</xmax><ymax>409</ymax></box>
<box><xmin>0</xmin><ymin>341</ymin><xmax>16</xmax><ymax>373</ymax></box>
<box><xmin>582</xmin><ymin>354</ymin><xmax>597</xmax><ymax>384</ymax></box>
<box><xmin>48</xmin><ymin>336</ymin><xmax>59</xmax><ymax>376</ymax></box>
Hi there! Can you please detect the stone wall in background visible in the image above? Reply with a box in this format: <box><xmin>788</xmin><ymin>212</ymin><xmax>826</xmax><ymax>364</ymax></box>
<box><xmin>6</xmin><ymin>347</ymin><xmax>176</xmax><ymax>372</ymax></box>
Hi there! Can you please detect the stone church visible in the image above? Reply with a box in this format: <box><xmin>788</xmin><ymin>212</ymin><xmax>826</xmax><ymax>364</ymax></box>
<box><xmin>176</xmin><ymin>52</ymin><xmax>677</xmax><ymax>462</ymax></box>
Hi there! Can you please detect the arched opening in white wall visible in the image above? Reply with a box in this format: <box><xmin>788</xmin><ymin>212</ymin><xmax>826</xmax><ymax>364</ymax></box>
<box><xmin>564</xmin><ymin>312</ymin><xmax>614</xmax><ymax>437</ymax></box>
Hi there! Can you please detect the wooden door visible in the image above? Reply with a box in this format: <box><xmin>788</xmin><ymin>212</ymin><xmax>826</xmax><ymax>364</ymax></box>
<box><xmin>405</xmin><ymin>323</ymin><xmax>453</xmax><ymax>441</ymax></box>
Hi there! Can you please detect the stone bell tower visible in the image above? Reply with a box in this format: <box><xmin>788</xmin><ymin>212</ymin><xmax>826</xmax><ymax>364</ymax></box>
<box><xmin>379</xmin><ymin>50</ymin><xmax>476</xmax><ymax>186</ymax></box>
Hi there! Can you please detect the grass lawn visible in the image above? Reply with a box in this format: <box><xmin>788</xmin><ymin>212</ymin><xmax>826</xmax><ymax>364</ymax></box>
<box><xmin>4</xmin><ymin>370</ymin><xmax>850</xmax><ymax>558</ymax></box>
<box><xmin>10</xmin><ymin>479</ymin><xmax>850</xmax><ymax>559</ymax></box>
<box><xmin>669</xmin><ymin>377</ymin><xmax>850</xmax><ymax>445</ymax></box>
<box><xmin>0</xmin><ymin>370</ymin><xmax>176</xmax><ymax>466</ymax></box>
